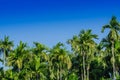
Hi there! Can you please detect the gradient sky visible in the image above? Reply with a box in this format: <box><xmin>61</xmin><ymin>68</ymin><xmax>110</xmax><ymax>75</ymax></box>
<box><xmin>0</xmin><ymin>0</ymin><xmax>120</xmax><ymax>48</ymax></box>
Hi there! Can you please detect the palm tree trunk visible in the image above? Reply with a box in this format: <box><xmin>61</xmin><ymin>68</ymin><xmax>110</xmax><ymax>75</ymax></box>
<box><xmin>87</xmin><ymin>64</ymin><xmax>90</xmax><ymax>80</ymax></box>
<box><xmin>80</xmin><ymin>50</ymin><xmax>83</xmax><ymax>80</ymax></box>
<box><xmin>81</xmin><ymin>67</ymin><xmax>83</xmax><ymax>80</ymax></box>
<box><xmin>57</xmin><ymin>67</ymin><xmax>59</xmax><ymax>80</ymax></box>
<box><xmin>112</xmin><ymin>41</ymin><xmax>116</xmax><ymax>80</ymax></box>
<box><xmin>59</xmin><ymin>63</ymin><xmax>62</xmax><ymax>80</ymax></box>
<box><xmin>83</xmin><ymin>51</ymin><xmax>86</xmax><ymax>80</ymax></box>
<box><xmin>3</xmin><ymin>50</ymin><xmax>6</xmax><ymax>76</ymax></box>
<box><xmin>86</xmin><ymin>49</ymin><xmax>91</xmax><ymax>80</ymax></box>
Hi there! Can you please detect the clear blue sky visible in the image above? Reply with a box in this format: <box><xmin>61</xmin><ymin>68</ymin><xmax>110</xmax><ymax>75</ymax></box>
<box><xmin>0</xmin><ymin>0</ymin><xmax>120</xmax><ymax>48</ymax></box>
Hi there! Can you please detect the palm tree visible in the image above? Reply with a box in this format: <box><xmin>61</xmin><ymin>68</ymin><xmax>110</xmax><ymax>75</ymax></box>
<box><xmin>68</xmin><ymin>29</ymin><xmax>98</xmax><ymax>80</ymax></box>
<box><xmin>33</xmin><ymin>42</ymin><xmax>48</xmax><ymax>62</ymax></box>
<box><xmin>7</xmin><ymin>41</ymin><xmax>27</xmax><ymax>74</ymax></box>
<box><xmin>29</xmin><ymin>54</ymin><xmax>47</xmax><ymax>80</ymax></box>
<box><xmin>31</xmin><ymin>42</ymin><xmax>49</xmax><ymax>80</ymax></box>
<box><xmin>101</xmin><ymin>16</ymin><xmax>120</xmax><ymax>80</ymax></box>
<box><xmin>68</xmin><ymin>35</ymin><xmax>82</xmax><ymax>80</ymax></box>
<box><xmin>0</xmin><ymin>36</ymin><xmax>13</xmax><ymax>75</ymax></box>
<box><xmin>7</xmin><ymin>41</ymin><xmax>35</xmax><ymax>79</ymax></box>
<box><xmin>49</xmin><ymin>42</ymin><xmax>72</xmax><ymax>80</ymax></box>
<box><xmin>79</xmin><ymin>29</ymin><xmax>98</xmax><ymax>80</ymax></box>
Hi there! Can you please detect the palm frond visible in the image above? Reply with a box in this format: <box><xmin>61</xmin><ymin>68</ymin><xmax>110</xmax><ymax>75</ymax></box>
<box><xmin>101</xmin><ymin>25</ymin><xmax>111</xmax><ymax>33</ymax></box>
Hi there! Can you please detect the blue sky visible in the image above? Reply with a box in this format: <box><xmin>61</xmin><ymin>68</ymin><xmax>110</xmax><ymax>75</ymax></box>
<box><xmin>0</xmin><ymin>0</ymin><xmax>120</xmax><ymax>48</ymax></box>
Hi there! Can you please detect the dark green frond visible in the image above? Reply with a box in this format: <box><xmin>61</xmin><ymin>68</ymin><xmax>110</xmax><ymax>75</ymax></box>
<box><xmin>101</xmin><ymin>25</ymin><xmax>111</xmax><ymax>33</ymax></box>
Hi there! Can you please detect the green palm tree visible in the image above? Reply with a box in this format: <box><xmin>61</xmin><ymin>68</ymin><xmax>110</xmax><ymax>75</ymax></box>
<box><xmin>79</xmin><ymin>29</ymin><xmax>98</xmax><ymax>80</ymax></box>
<box><xmin>31</xmin><ymin>42</ymin><xmax>49</xmax><ymax>80</ymax></box>
<box><xmin>33</xmin><ymin>42</ymin><xmax>48</xmax><ymax>62</ymax></box>
<box><xmin>101</xmin><ymin>16</ymin><xmax>120</xmax><ymax>80</ymax></box>
<box><xmin>49</xmin><ymin>42</ymin><xmax>72</xmax><ymax>80</ymax></box>
<box><xmin>68</xmin><ymin>35</ymin><xmax>82</xmax><ymax>80</ymax></box>
<box><xmin>0</xmin><ymin>36</ymin><xmax>13</xmax><ymax>75</ymax></box>
<box><xmin>7</xmin><ymin>41</ymin><xmax>27</xmax><ymax>74</ymax></box>
<box><xmin>7</xmin><ymin>41</ymin><xmax>33</xmax><ymax>79</ymax></box>
<box><xmin>28</xmin><ymin>53</ymin><xmax>47</xmax><ymax>80</ymax></box>
<box><xmin>68</xmin><ymin>29</ymin><xmax>98</xmax><ymax>80</ymax></box>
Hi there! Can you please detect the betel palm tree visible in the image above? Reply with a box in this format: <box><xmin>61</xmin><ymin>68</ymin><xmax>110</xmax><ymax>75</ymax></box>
<box><xmin>101</xmin><ymin>16</ymin><xmax>120</xmax><ymax>80</ymax></box>
<box><xmin>89</xmin><ymin>43</ymin><xmax>107</xmax><ymax>80</ymax></box>
<box><xmin>68</xmin><ymin>29</ymin><xmax>98</xmax><ymax>80</ymax></box>
<box><xmin>33</xmin><ymin>42</ymin><xmax>48</xmax><ymax>62</ymax></box>
<box><xmin>79</xmin><ymin>29</ymin><xmax>98</xmax><ymax>80</ymax></box>
<box><xmin>0</xmin><ymin>36</ymin><xmax>13</xmax><ymax>75</ymax></box>
<box><xmin>68</xmin><ymin>35</ymin><xmax>82</xmax><ymax>80</ymax></box>
<box><xmin>114</xmin><ymin>41</ymin><xmax>120</xmax><ymax>79</ymax></box>
<box><xmin>7</xmin><ymin>41</ymin><xmax>27</xmax><ymax>74</ymax></box>
<box><xmin>49</xmin><ymin>42</ymin><xmax>72</xmax><ymax>80</ymax></box>
<box><xmin>101</xmin><ymin>36</ymin><xmax>113</xmax><ymax>78</ymax></box>
<box><xmin>31</xmin><ymin>42</ymin><xmax>49</xmax><ymax>80</ymax></box>
<box><xmin>27</xmin><ymin>53</ymin><xmax>46</xmax><ymax>80</ymax></box>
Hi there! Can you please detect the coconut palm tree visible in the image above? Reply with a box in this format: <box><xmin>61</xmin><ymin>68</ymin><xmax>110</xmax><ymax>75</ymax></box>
<box><xmin>101</xmin><ymin>16</ymin><xmax>120</xmax><ymax>80</ymax></box>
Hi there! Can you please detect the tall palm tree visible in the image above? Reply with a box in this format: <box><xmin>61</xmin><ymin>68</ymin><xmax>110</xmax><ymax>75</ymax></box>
<box><xmin>7</xmin><ymin>41</ymin><xmax>27</xmax><ymax>73</ymax></box>
<box><xmin>0</xmin><ymin>36</ymin><xmax>13</xmax><ymax>75</ymax></box>
<box><xmin>33</xmin><ymin>42</ymin><xmax>48</xmax><ymax>62</ymax></box>
<box><xmin>49</xmin><ymin>42</ymin><xmax>72</xmax><ymax>80</ymax></box>
<box><xmin>68</xmin><ymin>29</ymin><xmax>98</xmax><ymax>80</ymax></box>
<box><xmin>29</xmin><ymin>54</ymin><xmax>47</xmax><ymax>80</ymax></box>
<box><xmin>68</xmin><ymin>35</ymin><xmax>82</xmax><ymax>80</ymax></box>
<box><xmin>101</xmin><ymin>16</ymin><xmax>120</xmax><ymax>80</ymax></box>
<box><xmin>7</xmin><ymin>41</ymin><xmax>34</xmax><ymax>80</ymax></box>
<box><xmin>31</xmin><ymin>42</ymin><xmax>49</xmax><ymax>80</ymax></box>
<box><xmin>79</xmin><ymin>29</ymin><xmax>98</xmax><ymax>80</ymax></box>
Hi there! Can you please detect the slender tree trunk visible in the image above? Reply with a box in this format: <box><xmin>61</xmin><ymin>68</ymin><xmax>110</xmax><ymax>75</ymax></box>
<box><xmin>3</xmin><ymin>50</ymin><xmax>6</xmax><ymax>76</ymax></box>
<box><xmin>86</xmin><ymin>48</ymin><xmax>91</xmax><ymax>80</ymax></box>
<box><xmin>83</xmin><ymin>51</ymin><xmax>86</xmax><ymax>80</ymax></box>
<box><xmin>87</xmin><ymin>64</ymin><xmax>90</xmax><ymax>80</ymax></box>
<box><xmin>81</xmin><ymin>50</ymin><xmax>83</xmax><ymax>80</ymax></box>
<box><xmin>112</xmin><ymin>41</ymin><xmax>116</xmax><ymax>80</ymax></box>
<box><xmin>57</xmin><ymin>67</ymin><xmax>59</xmax><ymax>80</ymax></box>
<box><xmin>81</xmin><ymin>67</ymin><xmax>83</xmax><ymax>80</ymax></box>
<box><xmin>60</xmin><ymin>63</ymin><xmax>62</xmax><ymax>80</ymax></box>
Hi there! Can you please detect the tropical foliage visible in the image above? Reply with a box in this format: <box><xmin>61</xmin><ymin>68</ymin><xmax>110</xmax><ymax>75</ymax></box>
<box><xmin>0</xmin><ymin>16</ymin><xmax>120</xmax><ymax>80</ymax></box>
